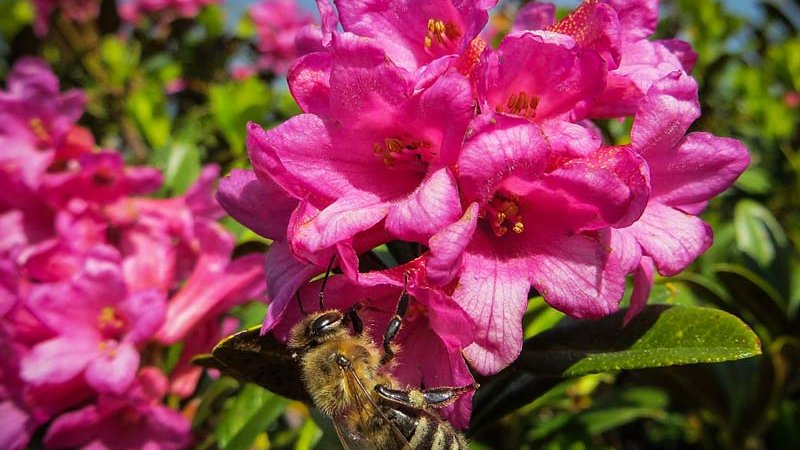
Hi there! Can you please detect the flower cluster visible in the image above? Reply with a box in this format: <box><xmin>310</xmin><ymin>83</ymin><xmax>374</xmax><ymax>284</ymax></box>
<box><xmin>220</xmin><ymin>0</ymin><xmax>749</xmax><ymax>427</ymax></box>
<box><xmin>249</xmin><ymin>0</ymin><xmax>318</xmax><ymax>74</ymax></box>
<box><xmin>0</xmin><ymin>58</ymin><xmax>266</xmax><ymax>450</ymax></box>
<box><xmin>118</xmin><ymin>0</ymin><xmax>221</xmax><ymax>24</ymax></box>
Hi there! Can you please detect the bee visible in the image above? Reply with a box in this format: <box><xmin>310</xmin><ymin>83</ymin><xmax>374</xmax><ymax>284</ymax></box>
<box><xmin>197</xmin><ymin>270</ymin><xmax>475</xmax><ymax>449</ymax></box>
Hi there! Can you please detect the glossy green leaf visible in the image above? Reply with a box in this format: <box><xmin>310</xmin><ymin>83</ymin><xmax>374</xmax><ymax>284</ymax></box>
<box><xmin>515</xmin><ymin>305</ymin><xmax>761</xmax><ymax>377</ymax></box>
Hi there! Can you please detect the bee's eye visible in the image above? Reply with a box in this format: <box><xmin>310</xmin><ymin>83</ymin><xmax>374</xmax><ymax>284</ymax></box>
<box><xmin>310</xmin><ymin>311</ymin><xmax>343</xmax><ymax>337</ymax></box>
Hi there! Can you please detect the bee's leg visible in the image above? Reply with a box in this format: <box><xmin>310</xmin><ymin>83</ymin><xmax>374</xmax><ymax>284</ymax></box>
<box><xmin>380</xmin><ymin>274</ymin><xmax>410</xmax><ymax>365</ymax></box>
<box><xmin>342</xmin><ymin>303</ymin><xmax>364</xmax><ymax>335</ymax></box>
<box><xmin>374</xmin><ymin>383</ymin><xmax>479</xmax><ymax>409</ymax></box>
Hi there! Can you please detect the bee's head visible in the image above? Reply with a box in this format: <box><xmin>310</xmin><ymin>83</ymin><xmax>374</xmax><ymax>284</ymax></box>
<box><xmin>287</xmin><ymin>310</ymin><xmax>348</xmax><ymax>349</ymax></box>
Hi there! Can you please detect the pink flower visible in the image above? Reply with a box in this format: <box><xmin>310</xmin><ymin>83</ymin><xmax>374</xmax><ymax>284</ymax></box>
<box><xmin>477</xmin><ymin>30</ymin><xmax>606</xmax><ymax>121</ymax></box>
<box><xmin>428</xmin><ymin>114</ymin><xmax>649</xmax><ymax>374</ymax></box>
<box><xmin>44</xmin><ymin>367</ymin><xmax>191</xmax><ymax>450</ymax></box>
<box><xmin>269</xmin><ymin>267</ymin><xmax>476</xmax><ymax>428</ymax></box>
<box><xmin>31</xmin><ymin>0</ymin><xmax>101</xmax><ymax>36</ymax></box>
<box><xmin>333</xmin><ymin>0</ymin><xmax>499</xmax><ymax>71</ymax></box>
<box><xmin>613</xmin><ymin>71</ymin><xmax>749</xmax><ymax>321</ymax></box>
<box><xmin>21</xmin><ymin>246</ymin><xmax>166</xmax><ymax>394</ymax></box>
<box><xmin>118</xmin><ymin>0</ymin><xmax>220</xmax><ymax>24</ymax></box>
<box><xmin>264</xmin><ymin>33</ymin><xmax>473</xmax><ymax>259</ymax></box>
<box><xmin>249</xmin><ymin>0</ymin><xmax>315</xmax><ymax>74</ymax></box>
<box><xmin>0</xmin><ymin>58</ymin><xmax>85</xmax><ymax>196</ymax></box>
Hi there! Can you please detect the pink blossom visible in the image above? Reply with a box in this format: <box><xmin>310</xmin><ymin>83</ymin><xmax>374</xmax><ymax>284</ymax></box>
<box><xmin>269</xmin><ymin>267</ymin><xmax>476</xmax><ymax>428</ymax></box>
<box><xmin>0</xmin><ymin>58</ymin><xmax>85</xmax><ymax>197</ymax></box>
<box><xmin>333</xmin><ymin>0</ymin><xmax>498</xmax><ymax>71</ymax></box>
<box><xmin>427</xmin><ymin>114</ymin><xmax>649</xmax><ymax>374</ymax></box>
<box><xmin>613</xmin><ymin>71</ymin><xmax>749</xmax><ymax>321</ymax></box>
<box><xmin>44</xmin><ymin>367</ymin><xmax>191</xmax><ymax>450</ymax></box>
<box><xmin>21</xmin><ymin>246</ymin><xmax>166</xmax><ymax>394</ymax></box>
<box><xmin>31</xmin><ymin>0</ymin><xmax>101</xmax><ymax>36</ymax></box>
<box><xmin>477</xmin><ymin>30</ymin><xmax>606</xmax><ymax>121</ymax></box>
<box><xmin>118</xmin><ymin>0</ymin><xmax>220</xmax><ymax>24</ymax></box>
<box><xmin>249</xmin><ymin>0</ymin><xmax>315</xmax><ymax>74</ymax></box>
<box><xmin>265</xmin><ymin>33</ymin><xmax>473</xmax><ymax>258</ymax></box>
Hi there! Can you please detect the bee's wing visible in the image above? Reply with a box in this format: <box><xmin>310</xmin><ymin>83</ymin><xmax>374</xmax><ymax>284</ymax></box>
<box><xmin>195</xmin><ymin>326</ymin><xmax>311</xmax><ymax>403</ymax></box>
<box><xmin>338</xmin><ymin>366</ymin><xmax>413</xmax><ymax>450</ymax></box>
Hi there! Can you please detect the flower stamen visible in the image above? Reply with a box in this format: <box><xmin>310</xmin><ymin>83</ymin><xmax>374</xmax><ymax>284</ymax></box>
<box><xmin>372</xmin><ymin>137</ymin><xmax>435</xmax><ymax>168</ymax></box>
<box><xmin>481</xmin><ymin>193</ymin><xmax>525</xmax><ymax>237</ymax></box>
<box><xmin>424</xmin><ymin>18</ymin><xmax>461</xmax><ymax>53</ymax></box>
<box><xmin>502</xmin><ymin>91</ymin><xmax>539</xmax><ymax>118</ymax></box>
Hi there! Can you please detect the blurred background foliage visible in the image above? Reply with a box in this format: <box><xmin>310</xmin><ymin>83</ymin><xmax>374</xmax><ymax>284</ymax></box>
<box><xmin>1</xmin><ymin>0</ymin><xmax>798</xmax><ymax>449</ymax></box>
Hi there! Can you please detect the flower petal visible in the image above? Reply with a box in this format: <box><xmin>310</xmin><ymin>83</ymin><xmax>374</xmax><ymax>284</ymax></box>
<box><xmin>43</xmin><ymin>404</ymin><xmax>102</xmax><ymax>449</ymax></box>
<box><xmin>288</xmin><ymin>52</ymin><xmax>332</xmax><ymax>116</ymax></box>
<box><xmin>385</xmin><ymin>167</ymin><xmax>462</xmax><ymax>242</ymax></box>
<box><xmin>456</xmin><ymin>238</ymin><xmax>531</xmax><ymax>375</ymax></box>
<box><xmin>648</xmin><ymin>132</ymin><xmax>750</xmax><ymax>205</ymax></box>
<box><xmin>528</xmin><ymin>231</ymin><xmax>625</xmax><ymax>318</ymax></box>
<box><xmin>426</xmin><ymin>203</ymin><xmax>479</xmax><ymax>286</ymax></box>
<box><xmin>626</xmin><ymin>202</ymin><xmax>712</xmax><ymax>276</ymax></box>
<box><xmin>624</xmin><ymin>256</ymin><xmax>654</xmax><ymax>325</ymax></box>
<box><xmin>21</xmin><ymin>337</ymin><xmax>95</xmax><ymax>385</ymax></box>
<box><xmin>216</xmin><ymin>169</ymin><xmax>298</xmax><ymax>240</ymax></box>
<box><xmin>85</xmin><ymin>342</ymin><xmax>139</xmax><ymax>394</ymax></box>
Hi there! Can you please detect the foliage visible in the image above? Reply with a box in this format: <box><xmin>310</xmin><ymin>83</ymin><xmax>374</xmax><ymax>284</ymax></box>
<box><xmin>1</xmin><ymin>0</ymin><xmax>796</xmax><ymax>449</ymax></box>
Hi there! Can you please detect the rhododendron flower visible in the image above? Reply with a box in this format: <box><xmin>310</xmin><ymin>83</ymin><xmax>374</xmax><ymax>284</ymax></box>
<box><xmin>428</xmin><ymin>114</ymin><xmax>649</xmax><ymax>374</ymax></box>
<box><xmin>250</xmin><ymin>0</ymin><xmax>315</xmax><ymax>74</ymax></box>
<box><xmin>333</xmin><ymin>0</ymin><xmax>498</xmax><ymax>71</ymax></box>
<box><xmin>44</xmin><ymin>367</ymin><xmax>191</xmax><ymax>450</ymax></box>
<box><xmin>21</xmin><ymin>246</ymin><xmax>166</xmax><ymax>394</ymax></box>
<box><xmin>262</xmin><ymin>33</ymin><xmax>473</xmax><ymax>258</ymax></box>
<box><xmin>118</xmin><ymin>0</ymin><xmax>220</xmax><ymax>24</ymax></box>
<box><xmin>477</xmin><ymin>31</ymin><xmax>606</xmax><ymax>121</ymax></box>
<box><xmin>614</xmin><ymin>71</ymin><xmax>749</xmax><ymax>320</ymax></box>
<box><xmin>0</xmin><ymin>58</ymin><xmax>84</xmax><ymax>194</ymax></box>
<box><xmin>31</xmin><ymin>0</ymin><xmax>101</xmax><ymax>37</ymax></box>
<box><xmin>269</xmin><ymin>268</ymin><xmax>476</xmax><ymax>429</ymax></box>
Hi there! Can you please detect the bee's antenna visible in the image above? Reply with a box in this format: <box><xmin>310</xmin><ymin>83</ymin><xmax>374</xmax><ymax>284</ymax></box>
<box><xmin>295</xmin><ymin>291</ymin><xmax>306</xmax><ymax>316</ymax></box>
<box><xmin>319</xmin><ymin>254</ymin><xmax>336</xmax><ymax>311</ymax></box>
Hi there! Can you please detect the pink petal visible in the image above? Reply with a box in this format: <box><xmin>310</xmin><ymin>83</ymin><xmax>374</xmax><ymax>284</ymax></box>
<box><xmin>385</xmin><ymin>167</ymin><xmax>462</xmax><ymax>242</ymax></box>
<box><xmin>426</xmin><ymin>203</ymin><xmax>479</xmax><ymax>286</ymax></box>
<box><xmin>626</xmin><ymin>202</ymin><xmax>712</xmax><ymax>276</ymax></box>
<box><xmin>511</xmin><ymin>2</ymin><xmax>555</xmax><ymax>31</ymax></box>
<box><xmin>456</xmin><ymin>239</ymin><xmax>532</xmax><ymax>375</ymax></box>
<box><xmin>118</xmin><ymin>224</ymin><xmax>175</xmax><ymax>293</ymax></box>
<box><xmin>480</xmin><ymin>31</ymin><xmax>606</xmax><ymax>120</ymax></box>
<box><xmin>85</xmin><ymin>342</ymin><xmax>139</xmax><ymax>394</ymax></box>
<box><xmin>262</xmin><ymin>241</ymin><xmax>322</xmax><ymax>333</ymax></box>
<box><xmin>630</xmin><ymin>71</ymin><xmax>699</xmax><ymax>157</ymax></box>
<box><xmin>185</xmin><ymin>165</ymin><xmax>224</xmax><ymax>220</ymax></box>
<box><xmin>548</xmin><ymin>0</ymin><xmax>621</xmax><ymax>69</ymax></box>
<box><xmin>327</xmin><ymin>32</ymin><xmax>412</xmax><ymax>125</ymax></box>
<box><xmin>290</xmin><ymin>195</ymin><xmax>389</xmax><ymax>254</ymax></box>
<box><xmin>145</xmin><ymin>405</ymin><xmax>192</xmax><ymax>448</ymax></box>
<box><xmin>288</xmin><ymin>52</ymin><xmax>332</xmax><ymax>116</ymax></box>
<box><xmin>216</xmin><ymin>169</ymin><xmax>298</xmax><ymax>240</ymax></box>
<box><xmin>528</xmin><ymin>231</ymin><xmax>625</xmax><ymax>319</ymax></box>
<box><xmin>43</xmin><ymin>404</ymin><xmax>102</xmax><ymax>449</ymax></box>
<box><xmin>0</xmin><ymin>401</ymin><xmax>33</xmax><ymax>450</ymax></box>
<box><xmin>21</xmin><ymin>337</ymin><xmax>95</xmax><ymax>385</ymax></box>
<box><xmin>648</xmin><ymin>132</ymin><xmax>750</xmax><ymax>205</ymax></box>
<box><xmin>624</xmin><ymin>256</ymin><xmax>654</xmax><ymax>325</ymax></box>
<box><xmin>121</xmin><ymin>289</ymin><xmax>166</xmax><ymax>344</ymax></box>
<box><xmin>458</xmin><ymin>114</ymin><xmax>549</xmax><ymax>204</ymax></box>
<box><xmin>605</xmin><ymin>0</ymin><xmax>658</xmax><ymax>42</ymax></box>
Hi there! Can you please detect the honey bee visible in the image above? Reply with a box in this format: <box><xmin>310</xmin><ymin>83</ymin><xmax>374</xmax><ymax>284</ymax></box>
<box><xmin>197</xmin><ymin>271</ymin><xmax>476</xmax><ymax>450</ymax></box>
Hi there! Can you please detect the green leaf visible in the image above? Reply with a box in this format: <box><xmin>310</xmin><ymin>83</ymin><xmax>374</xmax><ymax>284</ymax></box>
<box><xmin>209</xmin><ymin>79</ymin><xmax>271</xmax><ymax>156</ymax></box>
<box><xmin>215</xmin><ymin>384</ymin><xmax>288</xmax><ymax>450</ymax></box>
<box><xmin>734</xmin><ymin>199</ymin><xmax>788</xmax><ymax>268</ymax></box>
<box><xmin>514</xmin><ymin>305</ymin><xmax>761</xmax><ymax>377</ymax></box>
